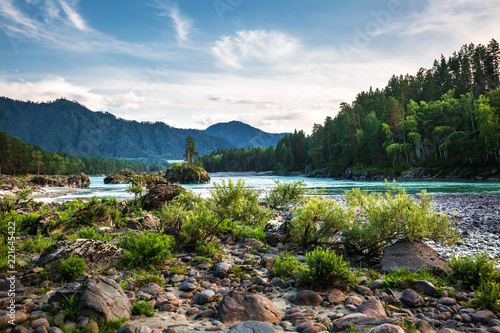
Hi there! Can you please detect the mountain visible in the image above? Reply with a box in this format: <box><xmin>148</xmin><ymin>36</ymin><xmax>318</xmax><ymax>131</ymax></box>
<box><xmin>0</xmin><ymin>97</ymin><xmax>235</xmax><ymax>160</ymax></box>
<box><xmin>204</xmin><ymin>121</ymin><xmax>289</xmax><ymax>148</ymax></box>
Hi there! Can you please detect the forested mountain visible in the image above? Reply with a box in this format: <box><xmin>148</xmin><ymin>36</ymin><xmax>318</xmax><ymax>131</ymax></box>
<box><xmin>200</xmin><ymin>39</ymin><xmax>500</xmax><ymax>177</ymax></box>
<box><xmin>204</xmin><ymin>121</ymin><xmax>288</xmax><ymax>148</ymax></box>
<box><xmin>0</xmin><ymin>131</ymin><xmax>162</xmax><ymax>175</ymax></box>
<box><xmin>0</xmin><ymin>98</ymin><xmax>235</xmax><ymax>160</ymax></box>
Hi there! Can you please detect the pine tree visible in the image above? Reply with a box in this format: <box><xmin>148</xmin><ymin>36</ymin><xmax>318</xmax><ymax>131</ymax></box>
<box><xmin>183</xmin><ymin>136</ymin><xmax>198</xmax><ymax>166</ymax></box>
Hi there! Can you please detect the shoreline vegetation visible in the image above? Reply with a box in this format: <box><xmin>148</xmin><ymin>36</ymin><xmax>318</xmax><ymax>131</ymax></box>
<box><xmin>0</xmin><ymin>177</ymin><xmax>500</xmax><ymax>332</ymax></box>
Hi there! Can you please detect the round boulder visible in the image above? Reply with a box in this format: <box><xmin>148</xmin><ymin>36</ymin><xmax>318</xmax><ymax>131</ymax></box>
<box><xmin>218</xmin><ymin>292</ymin><xmax>281</xmax><ymax>325</ymax></box>
<box><xmin>293</xmin><ymin>290</ymin><xmax>323</xmax><ymax>306</ymax></box>
<box><xmin>400</xmin><ymin>289</ymin><xmax>425</xmax><ymax>307</ymax></box>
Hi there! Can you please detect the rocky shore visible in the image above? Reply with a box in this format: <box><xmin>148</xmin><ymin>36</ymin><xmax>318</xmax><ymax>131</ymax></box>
<box><xmin>1</xmin><ymin>192</ymin><xmax>499</xmax><ymax>333</ymax></box>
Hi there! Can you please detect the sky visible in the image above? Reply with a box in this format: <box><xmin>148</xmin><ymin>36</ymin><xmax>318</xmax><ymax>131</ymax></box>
<box><xmin>0</xmin><ymin>0</ymin><xmax>499</xmax><ymax>134</ymax></box>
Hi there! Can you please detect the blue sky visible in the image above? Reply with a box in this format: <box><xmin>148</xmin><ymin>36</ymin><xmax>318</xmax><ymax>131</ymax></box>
<box><xmin>0</xmin><ymin>0</ymin><xmax>499</xmax><ymax>134</ymax></box>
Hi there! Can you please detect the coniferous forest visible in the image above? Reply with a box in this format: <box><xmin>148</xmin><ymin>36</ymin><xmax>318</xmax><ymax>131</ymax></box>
<box><xmin>0</xmin><ymin>131</ymin><xmax>166</xmax><ymax>175</ymax></box>
<box><xmin>200</xmin><ymin>39</ymin><xmax>500</xmax><ymax>177</ymax></box>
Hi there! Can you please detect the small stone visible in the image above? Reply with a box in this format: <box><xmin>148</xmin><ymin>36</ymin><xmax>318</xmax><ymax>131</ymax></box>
<box><xmin>31</xmin><ymin>318</ymin><xmax>50</xmax><ymax>329</ymax></box>
<box><xmin>472</xmin><ymin>310</ymin><xmax>497</xmax><ymax>324</ymax></box>
<box><xmin>371</xmin><ymin>323</ymin><xmax>405</xmax><ymax>333</ymax></box>
<box><xmin>294</xmin><ymin>290</ymin><xmax>323</xmax><ymax>306</ymax></box>
<box><xmin>196</xmin><ymin>290</ymin><xmax>215</xmax><ymax>305</ymax></box>
<box><xmin>400</xmin><ymin>289</ymin><xmax>425</xmax><ymax>307</ymax></box>
<box><xmin>178</xmin><ymin>277</ymin><xmax>198</xmax><ymax>292</ymax></box>
<box><xmin>415</xmin><ymin>280</ymin><xmax>437</xmax><ymax>296</ymax></box>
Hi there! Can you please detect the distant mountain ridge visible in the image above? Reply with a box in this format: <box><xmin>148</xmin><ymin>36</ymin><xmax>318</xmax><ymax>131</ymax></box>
<box><xmin>0</xmin><ymin>97</ymin><xmax>235</xmax><ymax>160</ymax></box>
<box><xmin>204</xmin><ymin>120</ymin><xmax>289</xmax><ymax>148</ymax></box>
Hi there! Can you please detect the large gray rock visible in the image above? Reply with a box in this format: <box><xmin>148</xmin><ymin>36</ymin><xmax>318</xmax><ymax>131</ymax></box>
<box><xmin>77</xmin><ymin>276</ymin><xmax>132</xmax><ymax>323</ymax></box>
<box><xmin>37</xmin><ymin>239</ymin><xmax>123</xmax><ymax>272</ymax></box>
<box><xmin>356</xmin><ymin>298</ymin><xmax>387</xmax><ymax>318</ymax></box>
<box><xmin>380</xmin><ymin>241</ymin><xmax>450</xmax><ymax>272</ymax></box>
<box><xmin>28</xmin><ymin>213</ymin><xmax>60</xmax><ymax>235</ymax></box>
<box><xmin>472</xmin><ymin>310</ymin><xmax>497</xmax><ymax>324</ymax></box>
<box><xmin>219</xmin><ymin>292</ymin><xmax>281</xmax><ymax>325</ymax></box>
<box><xmin>164</xmin><ymin>167</ymin><xmax>210</xmax><ymax>184</ymax></box>
<box><xmin>229</xmin><ymin>321</ymin><xmax>275</xmax><ymax>333</ymax></box>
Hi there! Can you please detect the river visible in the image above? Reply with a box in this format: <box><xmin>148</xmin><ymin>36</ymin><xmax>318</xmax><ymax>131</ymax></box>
<box><xmin>32</xmin><ymin>172</ymin><xmax>500</xmax><ymax>203</ymax></box>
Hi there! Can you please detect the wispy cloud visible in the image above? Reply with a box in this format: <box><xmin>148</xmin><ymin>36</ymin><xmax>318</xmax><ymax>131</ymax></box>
<box><xmin>0</xmin><ymin>0</ymin><xmax>171</xmax><ymax>59</ymax></box>
<box><xmin>59</xmin><ymin>0</ymin><xmax>88</xmax><ymax>31</ymax></box>
<box><xmin>211</xmin><ymin>30</ymin><xmax>300</xmax><ymax>69</ymax></box>
<box><xmin>154</xmin><ymin>1</ymin><xmax>193</xmax><ymax>44</ymax></box>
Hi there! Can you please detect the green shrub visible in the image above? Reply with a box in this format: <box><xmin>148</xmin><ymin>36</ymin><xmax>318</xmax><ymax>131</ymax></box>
<box><xmin>382</xmin><ymin>268</ymin><xmax>442</xmax><ymax>290</ymax></box>
<box><xmin>161</xmin><ymin>191</ymin><xmax>226</xmax><ymax>250</ymax></box>
<box><xmin>78</xmin><ymin>226</ymin><xmax>98</xmax><ymax>239</ymax></box>
<box><xmin>196</xmin><ymin>243</ymin><xmax>222</xmax><ymax>260</ymax></box>
<box><xmin>60</xmin><ymin>293</ymin><xmax>80</xmax><ymax>321</ymax></box>
<box><xmin>118</xmin><ymin>231</ymin><xmax>173</xmax><ymax>268</ymax></box>
<box><xmin>134</xmin><ymin>269</ymin><xmax>166</xmax><ymax>288</ymax></box>
<box><xmin>264</xmin><ymin>180</ymin><xmax>307</xmax><ymax>209</ymax></box>
<box><xmin>297</xmin><ymin>247</ymin><xmax>356</xmax><ymax>290</ymax></box>
<box><xmin>271</xmin><ymin>252</ymin><xmax>300</xmax><ymax>279</ymax></box>
<box><xmin>209</xmin><ymin>178</ymin><xmax>271</xmax><ymax>226</ymax></box>
<box><xmin>132</xmin><ymin>300</ymin><xmax>155</xmax><ymax>317</ymax></box>
<box><xmin>232</xmin><ymin>224</ymin><xmax>267</xmax><ymax>242</ymax></box>
<box><xmin>468</xmin><ymin>280</ymin><xmax>500</xmax><ymax>311</ymax></box>
<box><xmin>448</xmin><ymin>252</ymin><xmax>499</xmax><ymax>289</ymax></box>
<box><xmin>291</xmin><ymin>196</ymin><xmax>348</xmax><ymax>248</ymax></box>
<box><xmin>72</xmin><ymin>198</ymin><xmax>122</xmax><ymax>228</ymax></box>
<box><xmin>21</xmin><ymin>233</ymin><xmax>55</xmax><ymax>253</ymax></box>
<box><xmin>58</xmin><ymin>255</ymin><xmax>87</xmax><ymax>280</ymax></box>
<box><xmin>342</xmin><ymin>183</ymin><xmax>460</xmax><ymax>260</ymax></box>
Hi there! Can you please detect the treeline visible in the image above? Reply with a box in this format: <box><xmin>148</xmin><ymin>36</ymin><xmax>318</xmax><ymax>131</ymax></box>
<box><xmin>0</xmin><ymin>131</ymin><xmax>168</xmax><ymax>175</ymax></box>
<box><xmin>200</xmin><ymin>39</ymin><xmax>500</xmax><ymax>175</ymax></box>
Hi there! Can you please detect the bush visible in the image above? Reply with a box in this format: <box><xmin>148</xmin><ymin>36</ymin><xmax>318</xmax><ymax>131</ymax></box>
<box><xmin>448</xmin><ymin>252</ymin><xmax>499</xmax><ymax>289</ymax></box>
<box><xmin>468</xmin><ymin>280</ymin><xmax>500</xmax><ymax>311</ymax></box>
<box><xmin>118</xmin><ymin>231</ymin><xmax>173</xmax><ymax>268</ymax></box>
<box><xmin>58</xmin><ymin>255</ymin><xmax>87</xmax><ymax>280</ymax></box>
<box><xmin>132</xmin><ymin>300</ymin><xmax>155</xmax><ymax>317</ymax></box>
<box><xmin>382</xmin><ymin>268</ymin><xmax>442</xmax><ymax>290</ymax></box>
<box><xmin>21</xmin><ymin>232</ymin><xmax>55</xmax><ymax>253</ymax></box>
<box><xmin>291</xmin><ymin>196</ymin><xmax>348</xmax><ymax>248</ymax></box>
<box><xmin>161</xmin><ymin>191</ymin><xmax>224</xmax><ymax>250</ymax></box>
<box><xmin>209</xmin><ymin>178</ymin><xmax>271</xmax><ymax>226</ymax></box>
<box><xmin>342</xmin><ymin>183</ymin><xmax>460</xmax><ymax>260</ymax></box>
<box><xmin>264</xmin><ymin>180</ymin><xmax>307</xmax><ymax>209</ymax></box>
<box><xmin>297</xmin><ymin>247</ymin><xmax>356</xmax><ymax>290</ymax></box>
<box><xmin>271</xmin><ymin>252</ymin><xmax>300</xmax><ymax>280</ymax></box>
<box><xmin>72</xmin><ymin>198</ymin><xmax>122</xmax><ymax>227</ymax></box>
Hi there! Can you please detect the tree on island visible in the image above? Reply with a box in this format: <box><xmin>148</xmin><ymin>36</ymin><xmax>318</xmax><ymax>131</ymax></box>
<box><xmin>183</xmin><ymin>136</ymin><xmax>198</xmax><ymax>167</ymax></box>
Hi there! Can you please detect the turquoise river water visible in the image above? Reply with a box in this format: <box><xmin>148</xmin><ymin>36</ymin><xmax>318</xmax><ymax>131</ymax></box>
<box><xmin>34</xmin><ymin>173</ymin><xmax>499</xmax><ymax>203</ymax></box>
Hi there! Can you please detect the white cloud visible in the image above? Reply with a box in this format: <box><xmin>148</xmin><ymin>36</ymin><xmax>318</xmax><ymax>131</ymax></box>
<box><xmin>59</xmin><ymin>0</ymin><xmax>87</xmax><ymax>31</ymax></box>
<box><xmin>0</xmin><ymin>0</ymin><xmax>171</xmax><ymax>60</ymax></box>
<box><xmin>211</xmin><ymin>30</ymin><xmax>300</xmax><ymax>69</ymax></box>
<box><xmin>154</xmin><ymin>1</ymin><xmax>193</xmax><ymax>44</ymax></box>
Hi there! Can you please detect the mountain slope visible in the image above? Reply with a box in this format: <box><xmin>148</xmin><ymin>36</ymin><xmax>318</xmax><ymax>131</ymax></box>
<box><xmin>204</xmin><ymin>121</ymin><xmax>288</xmax><ymax>148</ymax></box>
<box><xmin>0</xmin><ymin>97</ymin><xmax>235</xmax><ymax>159</ymax></box>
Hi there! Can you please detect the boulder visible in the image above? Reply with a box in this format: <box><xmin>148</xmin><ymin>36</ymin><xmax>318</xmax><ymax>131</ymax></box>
<box><xmin>328</xmin><ymin>289</ymin><xmax>347</xmax><ymax>305</ymax></box>
<box><xmin>356</xmin><ymin>298</ymin><xmax>387</xmax><ymax>318</ymax></box>
<box><xmin>178</xmin><ymin>277</ymin><xmax>198</xmax><ymax>292</ymax></box>
<box><xmin>472</xmin><ymin>310</ymin><xmax>497</xmax><ymax>324</ymax></box>
<box><xmin>371</xmin><ymin>324</ymin><xmax>405</xmax><ymax>333</ymax></box>
<box><xmin>37</xmin><ymin>239</ymin><xmax>123</xmax><ymax>271</ymax></box>
<box><xmin>29</xmin><ymin>213</ymin><xmax>60</xmax><ymax>235</ymax></box>
<box><xmin>228</xmin><ymin>321</ymin><xmax>275</xmax><ymax>333</ymax></box>
<box><xmin>400</xmin><ymin>289</ymin><xmax>425</xmax><ymax>307</ymax></box>
<box><xmin>140</xmin><ymin>184</ymin><xmax>185</xmax><ymax>211</ymax></box>
<box><xmin>164</xmin><ymin>167</ymin><xmax>210</xmax><ymax>184</ymax></box>
<box><xmin>30</xmin><ymin>173</ymin><xmax>90</xmax><ymax>188</ymax></box>
<box><xmin>415</xmin><ymin>280</ymin><xmax>437</xmax><ymax>296</ymax></box>
<box><xmin>215</xmin><ymin>263</ymin><xmax>232</xmax><ymax>277</ymax></box>
<box><xmin>380</xmin><ymin>241</ymin><xmax>450</xmax><ymax>272</ymax></box>
<box><xmin>77</xmin><ymin>276</ymin><xmax>132</xmax><ymax>323</ymax></box>
<box><xmin>218</xmin><ymin>292</ymin><xmax>281</xmax><ymax>325</ymax></box>
<box><xmin>293</xmin><ymin>290</ymin><xmax>323</xmax><ymax>306</ymax></box>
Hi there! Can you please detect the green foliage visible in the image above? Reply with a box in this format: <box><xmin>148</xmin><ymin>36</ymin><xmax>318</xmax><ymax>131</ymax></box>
<box><xmin>448</xmin><ymin>252</ymin><xmax>500</xmax><ymax>289</ymax></box>
<box><xmin>183</xmin><ymin>135</ymin><xmax>198</xmax><ymax>166</ymax></box>
<box><xmin>382</xmin><ymin>268</ymin><xmax>442</xmax><ymax>290</ymax></box>
<box><xmin>160</xmin><ymin>190</ymin><xmax>225</xmax><ymax>250</ymax></box>
<box><xmin>264</xmin><ymin>179</ymin><xmax>307</xmax><ymax>209</ymax></box>
<box><xmin>271</xmin><ymin>252</ymin><xmax>300</xmax><ymax>280</ymax></box>
<box><xmin>118</xmin><ymin>231</ymin><xmax>173</xmax><ymax>269</ymax></box>
<box><xmin>134</xmin><ymin>269</ymin><xmax>166</xmax><ymax>288</ymax></box>
<box><xmin>297</xmin><ymin>247</ymin><xmax>357</xmax><ymax>290</ymax></box>
<box><xmin>97</xmin><ymin>318</ymin><xmax>127</xmax><ymax>333</ymax></box>
<box><xmin>58</xmin><ymin>255</ymin><xmax>87</xmax><ymax>280</ymax></box>
<box><xmin>71</xmin><ymin>198</ymin><xmax>122</xmax><ymax>228</ymax></box>
<box><xmin>21</xmin><ymin>232</ymin><xmax>55</xmax><ymax>253</ymax></box>
<box><xmin>290</xmin><ymin>196</ymin><xmax>348</xmax><ymax>248</ymax></box>
<box><xmin>209</xmin><ymin>178</ymin><xmax>271</xmax><ymax>226</ymax></box>
<box><xmin>468</xmin><ymin>281</ymin><xmax>500</xmax><ymax>311</ymax></box>
<box><xmin>196</xmin><ymin>243</ymin><xmax>222</xmax><ymax>260</ymax></box>
<box><xmin>132</xmin><ymin>300</ymin><xmax>155</xmax><ymax>317</ymax></box>
<box><xmin>77</xmin><ymin>227</ymin><xmax>113</xmax><ymax>242</ymax></box>
<box><xmin>342</xmin><ymin>183</ymin><xmax>460</xmax><ymax>260</ymax></box>
<box><xmin>232</xmin><ymin>224</ymin><xmax>267</xmax><ymax>242</ymax></box>
<box><xmin>126</xmin><ymin>181</ymin><xmax>144</xmax><ymax>202</ymax></box>
<box><xmin>60</xmin><ymin>293</ymin><xmax>80</xmax><ymax>322</ymax></box>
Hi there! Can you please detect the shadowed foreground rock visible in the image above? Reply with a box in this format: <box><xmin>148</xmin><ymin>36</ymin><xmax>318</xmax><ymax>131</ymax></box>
<box><xmin>37</xmin><ymin>239</ymin><xmax>123</xmax><ymax>271</ymax></box>
<box><xmin>380</xmin><ymin>241</ymin><xmax>450</xmax><ymax>272</ymax></box>
<box><xmin>218</xmin><ymin>291</ymin><xmax>281</xmax><ymax>325</ymax></box>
